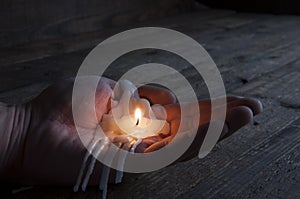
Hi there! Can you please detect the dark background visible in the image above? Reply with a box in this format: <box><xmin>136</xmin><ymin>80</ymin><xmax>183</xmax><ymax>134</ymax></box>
<box><xmin>1</xmin><ymin>0</ymin><xmax>300</xmax><ymax>48</ymax></box>
<box><xmin>1</xmin><ymin>1</ymin><xmax>299</xmax><ymax>198</ymax></box>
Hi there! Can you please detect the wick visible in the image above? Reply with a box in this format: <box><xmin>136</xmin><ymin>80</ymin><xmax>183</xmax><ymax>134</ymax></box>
<box><xmin>136</xmin><ymin>118</ymin><xmax>139</xmax><ymax>126</ymax></box>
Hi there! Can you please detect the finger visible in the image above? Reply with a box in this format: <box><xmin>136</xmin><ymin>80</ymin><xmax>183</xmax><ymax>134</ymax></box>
<box><xmin>226</xmin><ymin>98</ymin><xmax>263</xmax><ymax>115</ymax></box>
<box><xmin>167</xmin><ymin>100</ymin><xmax>256</xmax><ymax>135</ymax></box>
<box><xmin>144</xmin><ymin>136</ymin><xmax>173</xmax><ymax>153</ymax></box>
<box><xmin>221</xmin><ymin>106</ymin><xmax>253</xmax><ymax>140</ymax></box>
<box><xmin>169</xmin><ymin>105</ymin><xmax>253</xmax><ymax>161</ymax></box>
<box><xmin>142</xmin><ymin>135</ymin><xmax>162</xmax><ymax>143</ymax></box>
<box><xmin>196</xmin><ymin>103</ymin><xmax>254</xmax><ymax>129</ymax></box>
<box><xmin>164</xmin><ymin>102</ymin><xmax>222</xmax><ymax>125</ymax></box>
<box><xmin>163</xmin><ymin>96</ymin><xmax>241</xmax><ymax>121</ymax></box>
<box><xmin>170</xmin><ymin>98</ymin><xmax>261</xmax><ymax>126</ymax></box>
<box><xmin>146</xmin><ymin>120</ymin><xmax>227</xmax><ymax>160</ymax></box>
<box><xmin>135</xmin><ymin>136</ymin><xmax>162</xmax><ymax>153</ymax></box>
<box><xmin>145</xmin><ymin>106</ymin><xmax>254</xmax><ymax>160</ymax></box>
<box><xmin>137</xmin><ymin>85</ymin><xmax>176</xmax><ymax>105</ymax></box>
<box><xmin>192</xmin><ymin>95</ymin><xmax>241</xmax><ymax>109</ymax></box>
<box><xmin>199</xmin><ymin>97</ymin><xmax>262</xmax><ymax>125</ymax></box>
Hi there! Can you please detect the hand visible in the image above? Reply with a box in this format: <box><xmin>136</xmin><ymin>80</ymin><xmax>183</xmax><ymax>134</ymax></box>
<box><xmin>12</xmin><ymin>76</ymin><xmax>262</xmax><ymax>186</ymax></box>
<box><xmin>136</xmin><ymin>96</ymin><xmax>263</xmax><ymax>163</ymax></box>
<box><xmin>17</xmin><ymin>76</ymin><xmax>175</xmax><ymax>186</ymax></box>
<box><xmin>18</xmin><ymin>76</ymin><xmax>115</xmax><ymax>185</ymax></box>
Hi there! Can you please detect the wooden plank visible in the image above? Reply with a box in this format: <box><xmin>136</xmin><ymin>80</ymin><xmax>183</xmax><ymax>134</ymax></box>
<box><xmin>2</xmin><ymin>11</ymin><xmax>300</xmax><ymax>100</ymax></box>
<box><xmin>180</xmin><ymin>118</ymin><xmax>300</xmax><ymax>199</ymax></box>
<box><xmin>0</xmin><ymin>82</ymin><xmax>50</xmax><ymax>105</ymax></box>
<box><xmin>201</xmin><ymin>15</ymin><xmax>300</xmax><ymax>90</ymax></box>
<box><xmin>0</xmin><ymin>0</ymin><xmax>195</xmax><ymax>48</ymax></box>
<box><xmin>0</xmin><ymin>9</ymin><xmax>236</xmax><ymax>67</ymax></box>
<box><xmin>2</xmin><ymin>13</ymin><xmax>298</xmax><ymax>98</ymax></box>
<box><xmin>0</xmin><ymin>49</ymin><xmax>89</xmax><ymax>94</ymax></box>
<box><xmin>233</xmin><ymin>141</ymin><xmax>300</xmax><ymax>199</ymax></box>
<box><xmin>233</xmin><ymin>60</ymin><xmax>300</xmax><ymax>109</ymax></box>
<box><xmin>0</xmin><ymin>13</ymin><xmax>253</xmax><ymax>101</ymax></box>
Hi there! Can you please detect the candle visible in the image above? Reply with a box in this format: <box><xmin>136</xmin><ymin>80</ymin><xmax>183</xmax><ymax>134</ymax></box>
<box><xmin>104</xmin><ymin>80</ymin><xmax>170</xmax><ymax>139</ymax></box>
<box><xmin>74</xmin><ymin>80</ymin><xmax>171</xmax><ymax>199</ymax></box>
<box><xmin>101</xmin><ymin>110</ymin><xmax>169</xmax><ymax>139</ymax></box>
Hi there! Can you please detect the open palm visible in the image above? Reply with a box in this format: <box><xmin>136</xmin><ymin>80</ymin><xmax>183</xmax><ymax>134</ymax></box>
<box><xmin>17</xmin><ymin>76</ymin><xmax>262</xmax><ymax>186</ymax></box>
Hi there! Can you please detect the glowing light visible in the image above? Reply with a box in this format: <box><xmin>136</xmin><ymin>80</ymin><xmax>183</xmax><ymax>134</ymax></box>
<box><xmin>135</xmin><ymin>108</ymin><xmax>142</xmax><ymax>126</ymax></box>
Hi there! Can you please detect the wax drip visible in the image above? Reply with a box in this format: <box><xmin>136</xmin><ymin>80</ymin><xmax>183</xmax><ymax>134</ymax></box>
<box><xmin>115</xmin><ymin>138</ymin><xmax>133</xmax><ymax>184</ymax></box>
<box><xmin>75</xmin><ymin>80</ymin><xmax>167</xmax><ymax>198</ymax></box>
<box><xmin>130</xmin><ymin>138</ymin><xmax>142</xmax><ymax>153</ymax></box>
<box><xmin>115</xmin><ymin>138</ymin><xmax>143</xmax><ymax>184</ymax></box>
<box><xmin>115</xmin><ymin>145</ymin><xmax>129</xmax><ymax>184</ymax></box>
<box><xmin>82</xmin><ymin>137</ymin><xmax>108</xmax><ymax>191</ymax></box>
<box><xmin>73</xmin><ymin>137</ymin><xmax>102</xmax><ymax>192</ymax></box>
<box><xmin>99</xmin><ymin>141</ymin><xmax>117</xmax><ymax>199</ymax></box>
<box><xmin>118</xmin><ymin>138</ymin><xmax>142</xmax><ymax>183</ymax></box>
<box><xmin>100</xmin><ymin>165</ymin><xmax>110</xmax><ymax>199</ymax></box>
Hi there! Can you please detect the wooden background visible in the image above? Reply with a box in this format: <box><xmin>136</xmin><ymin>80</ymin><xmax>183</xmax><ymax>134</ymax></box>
<box><xmin>0</xmin><ymin>1</ymin><xmax>299</xmax><ymax>199</ymax></box>
<box><xmin>0</xmin><ymin>0</ymin><xmax>194</xmax><ymax>47</ymax></box>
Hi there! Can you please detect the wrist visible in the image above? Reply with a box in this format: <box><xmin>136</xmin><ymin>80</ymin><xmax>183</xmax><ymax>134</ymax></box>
<box><xmin>0</xmin><ymin>103</ymin><xmax>31</xmax><ymax>181</ymax></box>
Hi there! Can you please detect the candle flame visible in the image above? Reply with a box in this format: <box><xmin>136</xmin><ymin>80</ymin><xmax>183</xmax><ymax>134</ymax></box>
<box><xmin>135</xmin><ymin>108</ymin><xmax>142</xmax><ymax>126</ymax></box>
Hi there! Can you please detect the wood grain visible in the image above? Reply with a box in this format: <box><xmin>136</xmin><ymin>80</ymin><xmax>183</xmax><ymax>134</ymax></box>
<box><xmin>1</xmin><ymin>8</ymin><xmax>300</xmax><ymax>199</ymax></box>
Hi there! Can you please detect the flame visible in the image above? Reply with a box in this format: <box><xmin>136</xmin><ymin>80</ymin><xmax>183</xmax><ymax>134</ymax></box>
<box><xmin>135</xmin><ymin>108</ymin><xmax>142</xmax><ymax>125</ymax></box>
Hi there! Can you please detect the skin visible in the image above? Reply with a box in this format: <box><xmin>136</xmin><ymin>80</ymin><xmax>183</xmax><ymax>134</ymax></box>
<box><xmin>0</xmin><ymin>76</ymin><xmax>262</xmax><ymax>187</ymax></box>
